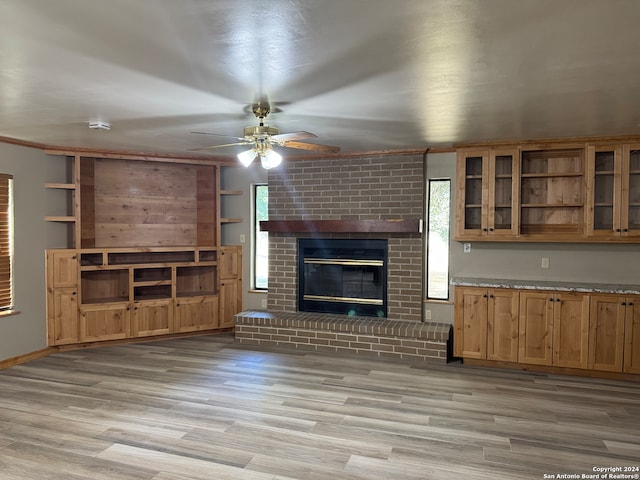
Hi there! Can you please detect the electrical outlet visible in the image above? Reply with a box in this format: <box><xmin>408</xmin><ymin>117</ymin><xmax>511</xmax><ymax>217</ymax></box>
<box><xmin>424</xmin><ymin>309</ymin><xmax>432</xmax><ymax>320</ymax></box>
<box><xmin>261</xmin><ymin>298</ymin><xmax>268</xmax><ymax>308</ymax></box>
<box><xmin>541</xmin><ymin>257</ymin><xmax>550</xmax><ymax>269</ymax></box>
<box><xmin>239</xmin><ymin>234</ymin><xmax>246</xmax><ymax>243</ymax></box>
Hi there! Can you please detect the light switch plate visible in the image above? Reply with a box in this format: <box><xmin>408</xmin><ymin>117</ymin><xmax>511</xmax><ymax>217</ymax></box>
<box><xmin>463</xmin><ymin>243</ymin><xmax>471</xmax><ymax>253</ymax></box>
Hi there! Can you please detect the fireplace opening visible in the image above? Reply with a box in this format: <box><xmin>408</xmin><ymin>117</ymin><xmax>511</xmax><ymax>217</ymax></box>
<box><xmin>298</xmin><ymin>238</ymin><xmax>387</xmax><ymax>317</ymax></box>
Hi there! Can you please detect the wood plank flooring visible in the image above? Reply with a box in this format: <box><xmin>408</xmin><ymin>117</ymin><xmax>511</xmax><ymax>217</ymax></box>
<box><xmin>0</xmin><ymin>333</ymin><xmax>638</xmax><ymax>479</ymax></box>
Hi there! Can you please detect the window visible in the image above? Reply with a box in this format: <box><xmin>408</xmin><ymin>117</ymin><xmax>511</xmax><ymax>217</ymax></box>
<box><xmin>0</xmin><ymin>174</ymin><xmax>14</xmax><ymax>310</ymax></box>
<box><xmin>254</xmin><ymin>184</ymin><xmax>268</xmax><ymax>290</ymax></box>
<box><xmin>426</xmin><ymin>179</ymin><xmax>450</xmax><ymax>300</ymax></box>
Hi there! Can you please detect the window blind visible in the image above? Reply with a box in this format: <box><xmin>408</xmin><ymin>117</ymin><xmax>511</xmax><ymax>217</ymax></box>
<box><xmin>0</xmin><ymin>174</ymin><xmax>13</xmax><ymax>310</ymax></box>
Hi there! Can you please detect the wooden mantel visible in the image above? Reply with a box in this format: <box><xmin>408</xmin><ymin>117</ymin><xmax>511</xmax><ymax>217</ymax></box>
<box><xmin>259</xmin><ymin>219</ymin><xmax>422</xmax><ymax>234</ymax></box>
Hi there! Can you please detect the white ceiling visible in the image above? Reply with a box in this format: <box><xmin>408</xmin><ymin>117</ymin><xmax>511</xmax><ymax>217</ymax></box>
<box><xmin>1</xmin><ymin>0</ymin><xmax>639</xmax><ymax>159</ymax></box>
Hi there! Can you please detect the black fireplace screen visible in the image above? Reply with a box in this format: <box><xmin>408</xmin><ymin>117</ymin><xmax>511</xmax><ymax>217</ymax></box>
<box><xmin>298</xmin><ymin>238</ymin><xmax>387</xmax><ymax>317</ymax></box>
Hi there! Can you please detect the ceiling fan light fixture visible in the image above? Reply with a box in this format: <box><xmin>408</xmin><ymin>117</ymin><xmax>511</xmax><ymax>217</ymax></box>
<box><xmin>260</xmin><ymin>148</ymin><xmax>282</xmax><ymax>169</ymax></box>
<box><xmin>237</xmin><ymin>148</ymin><xmax>256</xmax><ymax>167</ymax></box>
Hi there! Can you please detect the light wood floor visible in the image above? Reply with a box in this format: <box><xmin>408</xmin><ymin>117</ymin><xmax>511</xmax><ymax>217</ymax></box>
<box><xmin>0</xmin><ymin>334</ymin><xmax>638</xmax><ymax>480</ymax></box>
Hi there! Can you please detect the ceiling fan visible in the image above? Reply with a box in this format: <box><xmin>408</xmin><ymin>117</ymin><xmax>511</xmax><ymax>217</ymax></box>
<box><xmin>191</xmin><ymin>102</ymin><xmax>340</xmax><ymax>169</ymax></box>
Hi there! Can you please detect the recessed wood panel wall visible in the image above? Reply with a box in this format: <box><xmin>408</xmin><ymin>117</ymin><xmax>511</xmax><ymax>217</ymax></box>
<box><xmin>88</xmin><ymin>159</ymin><xmax>209</xmax><ymax>247</ymax></box>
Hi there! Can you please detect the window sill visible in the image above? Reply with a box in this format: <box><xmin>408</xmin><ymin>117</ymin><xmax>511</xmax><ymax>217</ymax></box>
<box><xmin>0</xmin><ymin>309</ymin><xmax>21</xmax><ymax>318</ymax></box>
<box><xmin>248</xmin><ymin>289</ymin><xmax>267</xmax><ymax>294</ymax></box>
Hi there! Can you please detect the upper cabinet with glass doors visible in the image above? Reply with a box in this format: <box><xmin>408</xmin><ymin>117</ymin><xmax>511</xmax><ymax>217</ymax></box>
<box><xmin>586</xmin><ymin>144</ymin><xmax>640</xmax><ymax>239</ymax></box>
<box><xmin>455</xmin><ymin>149</ymin><xmax>519</xmax><ymax>240</ymax></box>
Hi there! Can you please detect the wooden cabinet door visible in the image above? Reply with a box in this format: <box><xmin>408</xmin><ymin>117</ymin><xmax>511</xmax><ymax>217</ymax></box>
<box><xmin>80</xmin><ymin>303</ymin><xmax>130</xmax><ymax>342</ymax></box>
<box><xmin>486</xmin><ymin>289</ymin><xmax>519</xmax><ymax>362</ymax></box>
<box><xmin>519</xmin><ymin>292</ymin><xmax>554</xmax><ymax>365</ymax></box>
<box><xmin>453</xmin><ymin>287</ymin><xmax>488</xmax><ymax>359</ymax></box>
<box><xmin>48</xmin><ymin>287</ymin><xmax>78</xmax><ymax>345</ymax></box>
<box><xmin>219</xmin><ymin>279</ymin><xmax>239</xmax><ymax>329</ymax></box>
<box><xmin>47</xmin><ymin>250</ymin><xmax>78</xmax><ymax>288</ymax></box>
<box><xmin>132</xmin><ymin>299</ymin><xmax>173</xmax><ymax>337</ymax></box>
<box><xmin>219</xmin><ymin>247</ymin><xmax>240</xmax><ymax>279</ymax></box>
<box><xmin>487</xmin><ymin>149</ymin><xmax>520</xmax><ymax>237</ymax></box>
<box><xmin>588</xmin><ymin>294</ymin><xmax>626</xmax><ymax>372</ymax></box>
<box><xmin>624</xmin><ymin>297</ymin><xmax>640</xmax><ymax>374</ymax></box>
<box><xmin>175</xmin><ymin>296</ymin><xmax>219</xmax><ymax>333</ymax></box>
<box><xmin>621</xmin><ymin>144</ymin><xmax>640</xmax><ymax>237</ymax></box>
<box><xmin>585</xmin><ymin>145</ymin><xmax>623</xmax><ymax>238</ymax></box>
<box><xmin>455</xmin><ymin>151</ymin><xmax>488</xmax><ymax>238</ymax></box>
<box><xmin>552</xmin><ymin>292</ymin><xmax>590</xmax><ymax>369</ymax></box>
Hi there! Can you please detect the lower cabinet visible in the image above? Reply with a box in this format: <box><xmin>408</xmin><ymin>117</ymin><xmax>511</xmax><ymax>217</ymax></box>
<box><xmin>132</xmin><ymin>299</ymin><xmax>174</xmax><ymax>337</ymax></box>
<box><xmin>80</xmin><ymin>303</ymin><xmax>131</xmax><ymax>342</ymax></box>
<box><xmin>219</xmin><ymin>278</ymin><xmax>240</xmax><ymax>329</ymax></box>
<box><xmin>175</xmin><ymin>296</ymin><xmax>219</xmax><ymax>333</ymax></box>
<box><xmin>519</xmin><ymin>291</ymin><xmax>590</xmax><ymax>369</ymax></box>
<box><xmin>588</xmin><ymin>295</ymin><xmax>627</xmax><ymax>372</ymax></box>
<box><xmin>624</xmin><ymin>299</ymin><xmax>640</xmax><ymax>374</ymax></box>
<box><xmin>48</xmin><ymin>287</ymin><xmax>79</xmax><ymax>345</ymax></box>
<box><xmin>453</xmin><ymin>288</ymin><xmax>519</xmax><ymax>361</ymax></box>
<box><xmin>46</xmin><ymin>246</ymin><xmax>243</xmax><ymax>346</ymax></box>
<box><xmin>454</xmin><ymin>286</ymin><xmax>639</xmax><ymax>377</ymax></box>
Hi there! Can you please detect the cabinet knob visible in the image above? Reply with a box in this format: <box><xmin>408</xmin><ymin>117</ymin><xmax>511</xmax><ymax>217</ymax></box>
<box><xmin>489</xmin><ymin>228</ymin><xmax>494</xmax><ymax>232</ymax></box>
<box><xmin>489</xmin><ymin>294</ymin><xmax>494</xmax><ymax>298</ymax></box>
<box><xmin>616</xmin><ymin>229</ymin><xmax>621</xmax><ymax>232</ymax></box>
<box><xmin>630</xmin><ymin>302</ymin><xmax>634</xmax><ymax>306</ymax></box>
<box><xmin>483</xmin><ymin>294</ymin><xmax>488</xmax><ymax>298</ymax></box>
<box><xmin>624</xmin><ymin>229</ymin><xmax>629</xmax><ymax>232</ymax></box>
<box><xmin>549</xmin><ymin>298</ymin><xmax>554</xmax><ymax>302</ymax></box>
<box><xmin>72</xmin><ymin>291</ymin><xmax>77</xmax><ymax>295</ymax></box>
<box><xmin>622</xmin><ymin>302</ymin><xmax>627</xmax><ymax>306</ymax></box>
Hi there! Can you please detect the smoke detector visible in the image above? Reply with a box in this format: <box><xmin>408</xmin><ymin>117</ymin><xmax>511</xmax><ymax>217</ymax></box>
<box><xmin>88</xmin><ymin>121</ymin><xmax>111</xmax><ymax>131</ymax></box>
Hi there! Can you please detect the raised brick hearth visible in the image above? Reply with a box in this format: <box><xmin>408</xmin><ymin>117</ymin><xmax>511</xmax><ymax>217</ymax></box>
<box><xmin>235</xmin><ymin>310</ymin><xmax>452</xmax><ymax>363</ymax></box>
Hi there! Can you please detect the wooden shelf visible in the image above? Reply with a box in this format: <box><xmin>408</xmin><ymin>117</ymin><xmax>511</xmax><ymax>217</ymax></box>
<box><xmin>220</xmin><ymin>189</ymin><xmax>243</xmax><ymax>195</ymax></box>
<box><xmin>44</xmin><ymin>215</ymin><xmax>76</xmax><ymax>222</ymax></box>
<box><xmin>220</xmin><ymin>218</ymin><xmax>243</xmax><ymax>224</ymax></box>
<box><xmin>44</xmin><ymin>182</ymin><xmax>76</xmax><ymax>189</ymax></box>
<box><xmin>260</xmin><ymin>219</ymin><xmax>421</xmax><ymax>234</ymax></box>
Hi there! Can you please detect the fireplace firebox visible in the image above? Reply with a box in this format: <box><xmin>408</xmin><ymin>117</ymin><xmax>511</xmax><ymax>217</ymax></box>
<box><xmin>297</xmin><ymin>238</ymin><xmax>388</xmax><ymax>317</ymax></box>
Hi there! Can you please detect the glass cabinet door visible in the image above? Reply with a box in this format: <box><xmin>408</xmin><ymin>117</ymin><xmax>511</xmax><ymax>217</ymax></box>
<box><xmin>456</xmin><ymin>151</ymin><xmax>487</xmax><ymax>237</ymax></box>
<box><xmin>622</xmin><ymin>146</ymin><xmax>640</xmax><ymax>236</ymax></box>
<box><xmin>488</xmin><ymin>149</ymin><xmax>519</xmax><ymax>236</ymax></box>
<box><xmin>586</xmin><ymin>145</ymin><xmax>621</xmax><ymax>236</ymax></box>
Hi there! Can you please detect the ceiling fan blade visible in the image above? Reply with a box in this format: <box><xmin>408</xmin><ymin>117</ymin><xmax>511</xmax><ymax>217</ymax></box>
<box><xmin>188</xmin><ymin>141</ymin><xmax>252</xmax><ymax>151</ymax></box>
<box><xmin>271</xmin><ymin>131</ymin><xmax>317</xmax><ymax>142</ymax></box>
<box><xmin>282</xmin><ymin>140</ymin><xmax>340</xmax><ymax>153</ymax></box>
<box><xmin>190</xmin><ymin>131</ymin><xmax>246</xmax><ymax>142</ymax></box>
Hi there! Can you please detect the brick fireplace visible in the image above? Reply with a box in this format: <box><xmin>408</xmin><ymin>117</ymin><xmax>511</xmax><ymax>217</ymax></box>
<box><xmin>234</xmin><ymin>153</ymin><xmax>452</xmax><ymax>363</ymax></box>
<box><xmin>266</xmin><ymin>153</ymin><xmax>424</xmax><ymax>321</ymax></box>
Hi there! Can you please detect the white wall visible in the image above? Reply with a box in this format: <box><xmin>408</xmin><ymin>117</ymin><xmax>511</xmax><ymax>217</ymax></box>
<box><xmin>220</xmin><ymin>162</ymin><xmax>268</xmax><ymax>310</ymax></box>
<box><xmin>0</xmin><ymin>143</ymin><xmax>68</xmax><ymax>361</ymax></box>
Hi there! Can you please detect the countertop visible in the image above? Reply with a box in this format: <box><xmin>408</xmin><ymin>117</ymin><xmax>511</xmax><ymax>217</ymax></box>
<box><xmin>450</xmin><ymin>277</ymin><xmax>640</xmax><ymax>295</ymax></box>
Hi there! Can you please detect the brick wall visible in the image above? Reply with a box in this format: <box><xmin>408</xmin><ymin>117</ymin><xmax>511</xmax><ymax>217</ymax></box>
<box><xmin>267</xmin><ymin>153</ymin><xmax>424</xmax><ymax>322</ymax></box>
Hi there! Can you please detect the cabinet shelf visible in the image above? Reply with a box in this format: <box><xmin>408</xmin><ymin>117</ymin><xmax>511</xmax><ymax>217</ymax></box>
<box><xmin>220</xmin><ymin>218</ymin><xmax>242</xmax><ymax>224</ymax></box>
<box><xmin>82</xmin><ymin>296</ymin><xmax>128</xmax><ymax>305</ymax></box>
<box><xmin>133</xmin><ymin>280</ymin><xmax>172</xmax><ymax>287</ymax></box>
<box><xmin>44</xmin><ymin>215</ymin><xmax>76</xmax><ymax>222</ymax></box>
<box><xmin>220</xmin><ymin>189</ymin><xmax>243</xmax><ymax>195</ymax></box>
<box><xmin>521</xmin><ymin>172</ymin><xmax>583</xmax><ymax>178</ymax></box>
<box><xmin>44</xmin><ymin>182</ymin><xmax>77</xmax><ymax>190</ymax></box>
<box><xmin>521</xmin><ymin>203</ymin><xmax>583</xmax><ymax>208</ymax></box>
<box><xmin>177</xmin><ymin>290</ymin><xmax>217</xmax><ymax>298</ymax></box>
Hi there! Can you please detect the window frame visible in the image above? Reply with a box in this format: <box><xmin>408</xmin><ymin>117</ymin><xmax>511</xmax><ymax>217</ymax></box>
<box><xmin>253</xmin><ymin>183</ymin><xmax>268</xmax><ymax>291</ymax></box>
<box><xmin>426</xmin><ymin>178</ymin><xmax>451</xmax><ymax>301</ymax></box>
<box><xmin>0</xmin><ymin>174</ymin><xmax>14</xmax><ymax>311</ymax></box>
